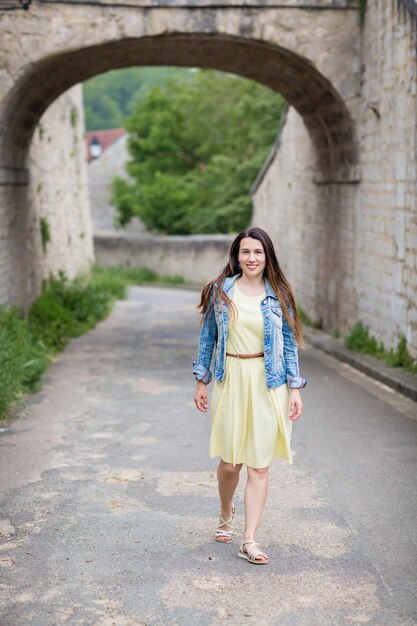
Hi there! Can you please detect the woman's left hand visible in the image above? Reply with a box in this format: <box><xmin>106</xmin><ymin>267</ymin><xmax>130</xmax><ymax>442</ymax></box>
<box><xmin>289</xmin><ymin>388</ymin><xmax>303</xmax><ymax>421</ymax></box>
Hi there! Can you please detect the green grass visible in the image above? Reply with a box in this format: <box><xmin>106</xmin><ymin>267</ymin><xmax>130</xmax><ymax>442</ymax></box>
<box><xmin>0</xmin><ymin>307</ymin><xmax>48</xmax><ymax>417</ymax></box>
<box><xmin>298</xmin><ymin>305</ymin><xmax>322</xmax><ymax>330</ymax></box>
<box><xmin>0</xmin><ymin>265</ymin><xmax>185</xmax><ymax>420</ymax></box>
<box><xmin>92</xmin><ymin>265</ymin><xmax>185</xmax><ymax>287</ymax></box>
<box><xmin>344</xmin><ymin>321</ymin><xmax>417</xmax><ymax>374</ymax></box>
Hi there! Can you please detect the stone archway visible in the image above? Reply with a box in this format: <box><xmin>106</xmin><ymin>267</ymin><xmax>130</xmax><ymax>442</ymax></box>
<box><xmin>2</xmin><ymin>33</ymin><xmax>358</xmax><ymax>184</ymax></box>
<box><xmin>0</xmin><ymin>1</ymin><xmax>361</xmax><ymax>311</ymax></box>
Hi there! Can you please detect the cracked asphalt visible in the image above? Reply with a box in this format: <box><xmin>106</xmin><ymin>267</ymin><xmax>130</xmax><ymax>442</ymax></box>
<box><xmin>0</xmin><ymin>286</ymin><xmax>416</xmax><ymax>626</ymax></box>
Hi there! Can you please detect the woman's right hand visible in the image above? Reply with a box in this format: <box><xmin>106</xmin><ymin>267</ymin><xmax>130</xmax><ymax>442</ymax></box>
<box><xmin>194</xmin><ymin>381</ymin><xmax>208</xmax><ymax>413</ymax></box>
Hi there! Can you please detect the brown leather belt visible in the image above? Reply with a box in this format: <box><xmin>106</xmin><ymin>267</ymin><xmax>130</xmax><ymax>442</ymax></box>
<box><xmin>226</xmin><ymin>351</ymin><xmax>264</xmax><ymax>359</ymax></box>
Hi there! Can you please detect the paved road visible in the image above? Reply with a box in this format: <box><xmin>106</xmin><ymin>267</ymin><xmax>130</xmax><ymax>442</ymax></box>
<box><xmin>0</xmin><ymin>286</ymin><xmax>416</xmax><ymax>626</ymax></box>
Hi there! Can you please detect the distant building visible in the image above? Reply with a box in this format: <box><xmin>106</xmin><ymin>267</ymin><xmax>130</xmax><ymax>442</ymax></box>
<box><xmin>86</xmin><ymin>128</ymin><xmax>147</xmax><ymax>233</ymax></box>
<box><xmin>86</xmin><ymin>128</ymin><xmax>125</xmax><ymax>163</ymax></box>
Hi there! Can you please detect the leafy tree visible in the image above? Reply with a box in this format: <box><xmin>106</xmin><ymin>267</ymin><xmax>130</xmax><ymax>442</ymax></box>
<box><xmin>111</xmin><ymin>70</ymin><xmax>284</xmax><ymax>234</ymax></box>
<box><xmin>83</xmin><ymin>67</ymin><xmax>194</xmax><ymax>130</ymax></box>
<box><xmin>84</xmin><ymin>90</ymin><xmax>123</xmax><ymax>131</ymax></box>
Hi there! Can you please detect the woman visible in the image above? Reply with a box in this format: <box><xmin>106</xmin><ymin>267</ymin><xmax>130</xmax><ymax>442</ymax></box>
<box><xmin>193</xmin><ymin>227</ymin><xmax>307</xmax><ymax>565</ymax></box>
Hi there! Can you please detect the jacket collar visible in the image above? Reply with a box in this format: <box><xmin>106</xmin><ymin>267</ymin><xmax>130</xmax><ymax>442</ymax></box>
<box><xmin>223</xmin><ymin>274</ymin><xmax>278</xmax><ymax>300</ymax></box>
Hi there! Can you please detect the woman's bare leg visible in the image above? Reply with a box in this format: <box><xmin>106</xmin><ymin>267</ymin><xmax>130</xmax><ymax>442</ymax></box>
<box><xmin>243</xmin><ymin>466</ymin><xmax>269</xmax><ymax>561</ymax></box>
<box><xmin>216</xmin><ymin>459</ymin><xmax>242</xmax><ymax>541</ymax></box>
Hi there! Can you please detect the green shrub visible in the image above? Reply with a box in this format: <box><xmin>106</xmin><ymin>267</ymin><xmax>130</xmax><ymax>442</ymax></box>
<box><xmin>92</xmin><ymin>265</ymin><xmax>185</xmax><ymax>286</ymax></box>
<box><xmin>359</xmin><ymin>0</ymin><xmax>367</xmax><ymax>26</ymax></box>
<box><xmin>385</xmin><ymin>335</ymin><xmax>416</xmax><ymax>371</ymax></box>
<box><xmin>345</xmin><ymin>322</ymin><xmax>417</xmax><ymax>374</ymax></box>
<box><xmin>70</xmin><ymin>106</ymin><xmax>78</xmax><ymax>128</ymax></box>
<box><xmin>0</xmin><ymin>306</ymin><xmax>50</xmax><ymax>415</ymax></box>
<box><xmin>90</xmin><ymin>266</ymin><xmax>128</xmax><ymax>299</ymax></box>
<box><xmin>0</xmin><ymin>272</ymin><xmax>127</xmax><ymax>420</ymax></box>
<box><xmin>28</xmin><ymin>275</ymin><xmax>114</xmax><ymax>352</ymax></box>
<box><xmin>0</xmin><ymin>307</ymin><xmax>29</xmax><ymax>416</ymax></box>
<box><xmin>0</xmin><ymin>266</ymin><xmax>188</xmax><ymax>420</ymax></box>
<box><xmin>39</xmin><ymin>217</ymin><xmax>51</xmax><ymax>252</ymax></box>
<box><xmin>298</xmin><ymin>305</ymin><xmax>322</xmax><ymax>330</ymax></box>
<box><xmin>344</xmin><ymin>321</ymin><xmax>384</xmax><ymax>356</ymax></box>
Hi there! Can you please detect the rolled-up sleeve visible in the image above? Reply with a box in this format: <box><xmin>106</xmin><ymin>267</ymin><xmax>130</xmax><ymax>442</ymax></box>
<box><xmin>282</xmin><ymin>311</ymin><xmax>307</xmax><ymax>389</ymax></box>
<box><xmin>192</xmin><ymin>304</ymin><xmax>218</xmax><ymax>384</ymax></box>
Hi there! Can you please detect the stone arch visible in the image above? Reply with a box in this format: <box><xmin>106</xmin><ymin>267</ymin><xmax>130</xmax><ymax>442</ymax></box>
<box><xmin>1</xmin><ymin>33</ymin><xmax>357</xmax><ymax>184</ymax></box>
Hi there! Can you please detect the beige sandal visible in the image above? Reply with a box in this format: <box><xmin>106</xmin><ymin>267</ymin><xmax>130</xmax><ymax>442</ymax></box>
<box><xmin>238</xmin><ymin>541</ymin><xmax>269</xmax><ymax>564</ymax></box>
<box><xmin>214</xmin><ymin>506</ymin><xmax>235</xmax><ymax>543</ymax></box>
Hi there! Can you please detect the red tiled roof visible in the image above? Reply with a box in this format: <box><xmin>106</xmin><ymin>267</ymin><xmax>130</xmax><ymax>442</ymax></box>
<box><xmin>86</xmin><ymin>128</ymin><xmax>126</xmax><ymax>162</ymax></box>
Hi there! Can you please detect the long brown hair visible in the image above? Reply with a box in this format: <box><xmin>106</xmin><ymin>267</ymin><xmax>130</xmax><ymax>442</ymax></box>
<box><xmin>197</xmin><ymin>227</ymin><xmax>304</xmax><ymax>347</ymax></box>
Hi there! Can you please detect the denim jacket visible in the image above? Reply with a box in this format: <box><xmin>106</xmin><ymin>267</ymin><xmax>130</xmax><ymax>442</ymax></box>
<box><xmin>193</xmin><ymin>274</ymin><xmax>307</xmax><ymax>390</ymax></box>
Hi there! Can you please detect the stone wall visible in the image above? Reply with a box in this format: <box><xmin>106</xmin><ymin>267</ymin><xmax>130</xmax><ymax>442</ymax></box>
<box><xmin>94</xmin><ymin>233</ymin><xmax>233</xmax><ymax>285</ymax></box>
<box><xmin>0</xmin><ymin>85</ymin><xmax>94</xmax><ymax>308</ymax></box>
<box><xmin>252</xmin><ymin>108</ymin><xmax>323</xmax><ymax>323</ymax></box>
<box><xmin>355</xmin><ymin>0</ymin><xmax>417</xmax><ymax>356</ymax></box>
<box><xmin>252</xmin><ymin>108</ymin><xmax>359</xmax><ymax>334</ymax></box>
<box><xmin>253</xmin><ymin>0</ymin><xmax>417</xmax><ymax>357</ymax></box>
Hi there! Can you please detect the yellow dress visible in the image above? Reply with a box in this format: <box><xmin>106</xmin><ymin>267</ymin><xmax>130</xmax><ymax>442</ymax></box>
<box><xmin>209</xmin><ymin>281</ymin><xmax>292</xmax><ymax>468</ymax></box>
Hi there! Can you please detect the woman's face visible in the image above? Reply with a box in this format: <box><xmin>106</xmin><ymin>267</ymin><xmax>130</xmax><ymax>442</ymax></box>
<box><xmin>238</xmin><ymin>237</ymin><xmax>266</xmax><ymax>280</ymax></box>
